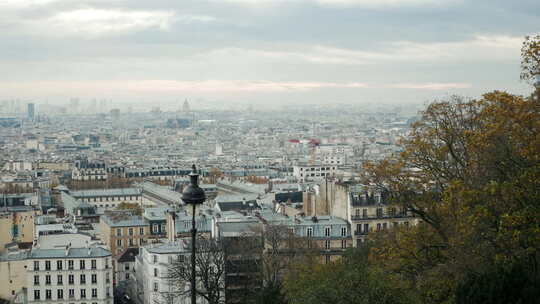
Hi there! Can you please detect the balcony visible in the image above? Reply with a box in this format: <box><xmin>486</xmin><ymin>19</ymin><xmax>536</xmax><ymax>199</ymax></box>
<box><xmin>351</xmin><ymin>213</ymin><xmax>411</xmax><ymax>221</ymax></box>
<box><xmin>354</xmin><ymin>231</ymin><xmax>369</xmax><ymax>236</ymax></box>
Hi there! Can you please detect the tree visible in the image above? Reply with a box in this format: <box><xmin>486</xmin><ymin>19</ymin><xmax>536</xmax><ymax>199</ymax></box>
<box><xmin>455</xmin><ymin>260</ymin><xmax>540</xmax><ymax>304</ymax></box>
<box><xmin>223</xmin><ymin>223</ymin><xmax>314</xmax><ymax>304</ymax></box>
<box><xmin>115</xmin><ymin>202</ymin><xmax>143</xmax><ymax>215</ymax></box>
<box><xmin>521</xmin><ymin>34</ymin><xmax>540</xmax><ymax>84</ymax></box>
<box><xmin>166</xmin><ymin>237</ymin><xmax>226</xmax><ymax>304</ymax></box>
<box><xmin>208</xmin><ymin>168</ymin><xmax>223</xmax><ymax>184</ymax></box>
<box><xmin>284</xmin><ymin>247</ymin><xmax>413</xmax><ymax>304</ymax></box>
<box><xmin>363</xmin><ymin>91</ymin><xmax>540</xmax><ymax>303</ymax></box>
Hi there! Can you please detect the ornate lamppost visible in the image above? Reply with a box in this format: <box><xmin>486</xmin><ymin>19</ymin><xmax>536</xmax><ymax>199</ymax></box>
<box><xmin>181</xmin><ymin>165</ymin><xmax>206</xmax><ymax>304</ymax></box>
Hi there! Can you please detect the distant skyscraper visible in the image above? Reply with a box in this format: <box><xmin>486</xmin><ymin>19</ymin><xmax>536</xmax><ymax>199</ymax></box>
<box><xmin>183</xmin><ymin>99</ymin><xmax>190</xmax><ymax>113</ymax></box>
<box><xmin>27</xmin><ymin>103</ymin><xmax>35</xmax><ymax>121</ymax></box>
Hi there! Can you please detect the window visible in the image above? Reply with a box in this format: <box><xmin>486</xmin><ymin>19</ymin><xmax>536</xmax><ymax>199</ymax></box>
<box><xmin>341</xmin><ymin>239</ymin><xmax>347</xmax><ymax>249</ymax></box>
<box><xmin>81</xmin><ymin>289</ymin><xmax>86</xmax><ymax>299</ymax></box>
<box><xmin>325</xmin><ymin>240</ymin><xmax>330</xmax><ymax>249</ymax></box>
<box><xmin>153</xmin><ymin>282</ymin><xmax>158</xmax><ymax>292</ymax></box>
<box><xmin>125</xmin><ymin>264</ymin><xmax>130</xmax><ymax>270</ymax></box>
<box><xmin>129</xmin><ymin>239</ymin><xmax>134</xmax><ymax>246</ymax></box>
<box><xmin>106</xmin><ymin>273</ymin><xmax>110</xmax><ymax>284</ymax></box>
<box><xmin>80</xmin><ymin>260</ymin><xmax>86</xmax><ymax>270</ymax></box>
<box><xmin>376</xmin><ymin>208</ymin><xmax>383</xmax><ymax>218</ymax></box>
<box><xmin>126</xmin><ymin>273</ymin><xmax>130</xmax><ymax>279</ymax></box>
<box><xmin>153</xmin><ymin>224</ymin><xmax>158</xmax><ymax>234</ymax></box>
<box><xmin>325</xmin><ymin>255</ymin><xmax>331</xmax><ymax>264</ymax></box>
<box><xmin>45</xmin><ymin>289</ymin><xmax>52</xmax><ymax>300</ymax></box>
<box><xmin>139</xmin><ymin>238</ymin><xmax>144</xmax><ymax>245</ymax></box>
<box><xmin>58</xmin><ymin>289</ymin><xmax>64</xmax><ymax>299</ymax></box>
<box><xmin>45</xmin><ymin>260</ymin><xmax>51</xmax><ymax>271</ymax></box>
<box><xmin>324</xmin><ymin>227</ymin><xmax>331</xmax><ymax>237</ymax></box>
<box><xmin>139</xmin><ymin>227</ymin><xmax>144</xmax><ymax>235</ymax></box>
<box><xmin>364</xmin><ymin>223</ymin><xmax>369</xmax><ymax>233</ymax></box>
<box><xmin>356</xmin><ymin>224</ymin><xmax>361</xmax><ymax>234</ymax></box>
<box><xmin>33</xmin><ymin>275</ymin><xmax>39</xmax><ymax>285</ymax></box>
<box><xmin>116</xmin><ymin>239</ymin><xmax>122</xmax><ymax>247</ymax></box>
<box><xmin>154</xmin><ymin>268</ymin><xmax>158</xmax><ymax>277</ymax></box>
<box><xmin>68</xmin><ymin>274</ymin><xmax>74</xmax><ymax>285</ymax></box>
<box><xmin>91</xmin><ymin>274</ymin><xmax>97</xmax><ymax>284</ymax></box>
<box><xmin>80</xmin><ymin>274</ymin><xmax>86</xmax><ymax>284</ymax></box>
<box><xmin>57</xmin><ymin>260</ymin><xmax>63</xmax><ymax>270</ymax></box>
<box><xmin>128</xmin><ymin>228</ymin><xmax>133</xmax><ymax>236</ymax></box>
<box><xmin>69</xmin><ymin>289</ymin><xmax>75</xmax><ymax>299</ymax></box>
<box><xmin>45</xmin><ymin>275</ymin><xmax>51</xmax><ymax>285</ymax></box>
<box><xmin>355</xmin><ymin>209</ymin><xmax>360</xmax><ymax>216</ymax></box>
<box><xmin>383</xmin><ymin>223</ymin><xmax>387</xmax><ymax>230</ymax></box>
<box><xmin>91</xmin><ymin>260</ymin><xmax>97</xmax><ymax>269</ymax></box>
<box><xmin>34</xmin><ymin>290</ymin><xmax>40</xmax><ymax>300</ymax></box>
<box><xmin>153</xmin><ymin>255</ymin><xmax>157</xmax><ymax>263</ymax></box>
<box><xmin>92</xmin><ymin>289</ymin><xmax>97</xmax><ymax>298</ymax></box>
<box><xmin>68</xmin><ymin>260</ymin><xmax>74</xmax><ymax>270</ymax></box>
<box><xmin>363</xmin><ymin>209</ymin><xmax>367</xmax><ymax>218</ymax></box>
<box><xmin>34</xmin><ymin>261</ymin><xmax>39</xmax><ymax>271</ymax></box>
<box><xmin>376</xmin><ymin>223</ymin><xmax>381</xmax><ymax>231</ymax></box>
<box><xmin>116</xmin><ymin>229</ymin><xmax>122</xmax><ymax>237</ymax></box>
<box><xmin>341</xmin><ymin>227</ymin><xmax>347</xmax><ymax>236</ymax></box>
<box><xmin>307</xmin><ymin>227</ymin><xmax>313</xmax><ymax>237</ymax></box>
<box><xmin>57</xmin><ymin>275</ymin><xmax>63</xmax><ymax>285</ymax></box>
<box><xmin>105</xmin><ymin>259</ymin><xmax>109</xmax><ymax>269</ymax></box>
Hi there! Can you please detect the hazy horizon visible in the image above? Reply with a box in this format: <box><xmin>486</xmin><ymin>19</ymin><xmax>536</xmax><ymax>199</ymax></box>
<box><xmin>1</xmin><ymin>0</ymin><xmax>538</xmax><ymax>105</ymax></box>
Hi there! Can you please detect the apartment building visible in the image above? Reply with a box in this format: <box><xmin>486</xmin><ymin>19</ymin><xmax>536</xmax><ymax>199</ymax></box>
<box><xmin>132</xmin><ymin>241</ymin><xmax>209</xmax><ymax>304</ymax></box>
<box><xmin>100</xmin><ymin>212</ymin><xmax>150</xmax><ymax>284</ymax></box>
<box><xmin>350</xmin><ymin>192</ymin><xmax>417</xmax><ymax>246</ymax></box>
<box><xmin>70</xmin><ymin>188</ymin><xmax>142</xmax><ymax>210</ymax></box>
<box><xmin>26</xmin><ymin>246</ymin><xmax>113</xmax><ymax>304</ymax></box>
<box><xmin>293</xmin><ymin>163</ymin><xmax>337</xmax><ymax>181</ymax></box>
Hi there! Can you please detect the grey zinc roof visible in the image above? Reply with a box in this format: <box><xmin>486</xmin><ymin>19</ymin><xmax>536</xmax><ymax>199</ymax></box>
<box><xmin>101</xmin><ymin>214</ymin><xmax>149</xmax><ymax>227</ymax></box>
<box><xmin>215</xmin><ymin>193</ymin><xmax>258</xmax><ymax>203</ymax></box>
<box><xmin>70</xmin><ymin>188</ymin><xmax>141</xmax><ymax>198</ymax></box>
<box><xmin>29</xmin><ymin>247</ymin><xmax>111</xmax><ymax>259</ymax></box>
<box><xmin>0</xmin><ymin>251</ymin><xmax>29</xmax><ymax>261</ymax></box>
<box><xmin>145</xmin><ymin>240</ymin><xmax>189</xmax><ymax>254</ymax></box>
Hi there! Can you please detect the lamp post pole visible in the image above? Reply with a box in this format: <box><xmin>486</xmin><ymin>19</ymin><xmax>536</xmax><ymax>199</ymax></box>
<box><xmin>191</xmin><ymin>203</ymin><xmax>197</xmax><ymax>304</ymax></box>
<box><xmin>181</xmin><ymin>165</ymin><xmax>206</xmax><ymax>304</ymax></box>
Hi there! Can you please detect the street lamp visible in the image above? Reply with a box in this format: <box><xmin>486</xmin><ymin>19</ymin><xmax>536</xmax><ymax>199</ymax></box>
<box><xmin>181</xmin><ymin>164</ymin><xmax>206</xmax><ymax>304</ymax></box>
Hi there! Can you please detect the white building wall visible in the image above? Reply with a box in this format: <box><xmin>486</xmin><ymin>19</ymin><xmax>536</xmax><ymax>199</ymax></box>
<box><xmin>27</xmin><ymin>252</ymin><xmax>113</xmax><ymax>304</ymax></box>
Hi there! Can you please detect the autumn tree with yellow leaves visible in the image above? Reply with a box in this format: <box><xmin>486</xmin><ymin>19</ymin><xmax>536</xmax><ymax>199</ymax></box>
<box><xmin>361</xmin><ymin>37</ymin><xmax>540</xmax><ymax>303</ymax></box>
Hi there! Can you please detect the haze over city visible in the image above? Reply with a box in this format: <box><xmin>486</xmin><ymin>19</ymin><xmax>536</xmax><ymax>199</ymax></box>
<box><xmin>1</xmin><ymin>2</ymin><xmax>539</xmax><ymax>304</ymax></box>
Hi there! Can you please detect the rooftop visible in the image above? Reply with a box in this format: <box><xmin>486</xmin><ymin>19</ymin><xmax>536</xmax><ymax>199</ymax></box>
<box><xmin>29</xmin><ymin>247</ymin><xmax>111</xmax><ymax>259</ymax></box>
<box><xmin>70</xmin><ymin>188</ymin><xmax>141</xmax><ymax>198</ymax></box>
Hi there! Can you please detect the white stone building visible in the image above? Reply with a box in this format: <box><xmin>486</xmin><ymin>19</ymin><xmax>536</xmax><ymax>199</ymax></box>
<box><xmin>293</xmin><ymin>163</ymin><xmax>337</xmax><ymax>181</ymax></box>
<box><xmin>132</xmin><ymin>241</ymin><xmax>209</xmax><ymax>304</ymax></box>
<box><xmin>27</xmin><ymin>246</ymin><xmax>113</xmax><ymax>304</ymax></box>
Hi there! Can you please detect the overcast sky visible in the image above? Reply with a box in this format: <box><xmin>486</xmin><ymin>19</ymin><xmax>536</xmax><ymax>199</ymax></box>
<box><xmin>0</xmin><ymin>0</ymin><xmax>538</xmax><ymax>106</ymax></box>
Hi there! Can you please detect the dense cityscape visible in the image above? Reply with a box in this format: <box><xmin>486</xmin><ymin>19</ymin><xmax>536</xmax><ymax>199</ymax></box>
<box><xmin>1</xmin><ymin>1</ymin><xmax>539</xmax><ymax>304</ymax></box>
<box><xmin>0</xmin><ymin>98</ymin><xmax>420</xmax><ymax>303</ymax></box>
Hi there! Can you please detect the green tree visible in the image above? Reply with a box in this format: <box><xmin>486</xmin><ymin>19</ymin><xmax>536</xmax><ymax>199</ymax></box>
<box><xmin>455</xmin><ymin>260</ymin><xmax>540</xmax><ymax>304</ymax></box>
<box><xmin>285</xmin><ymin>248</ymin><xmax>413</xmax><ymax>304</ymax></box>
